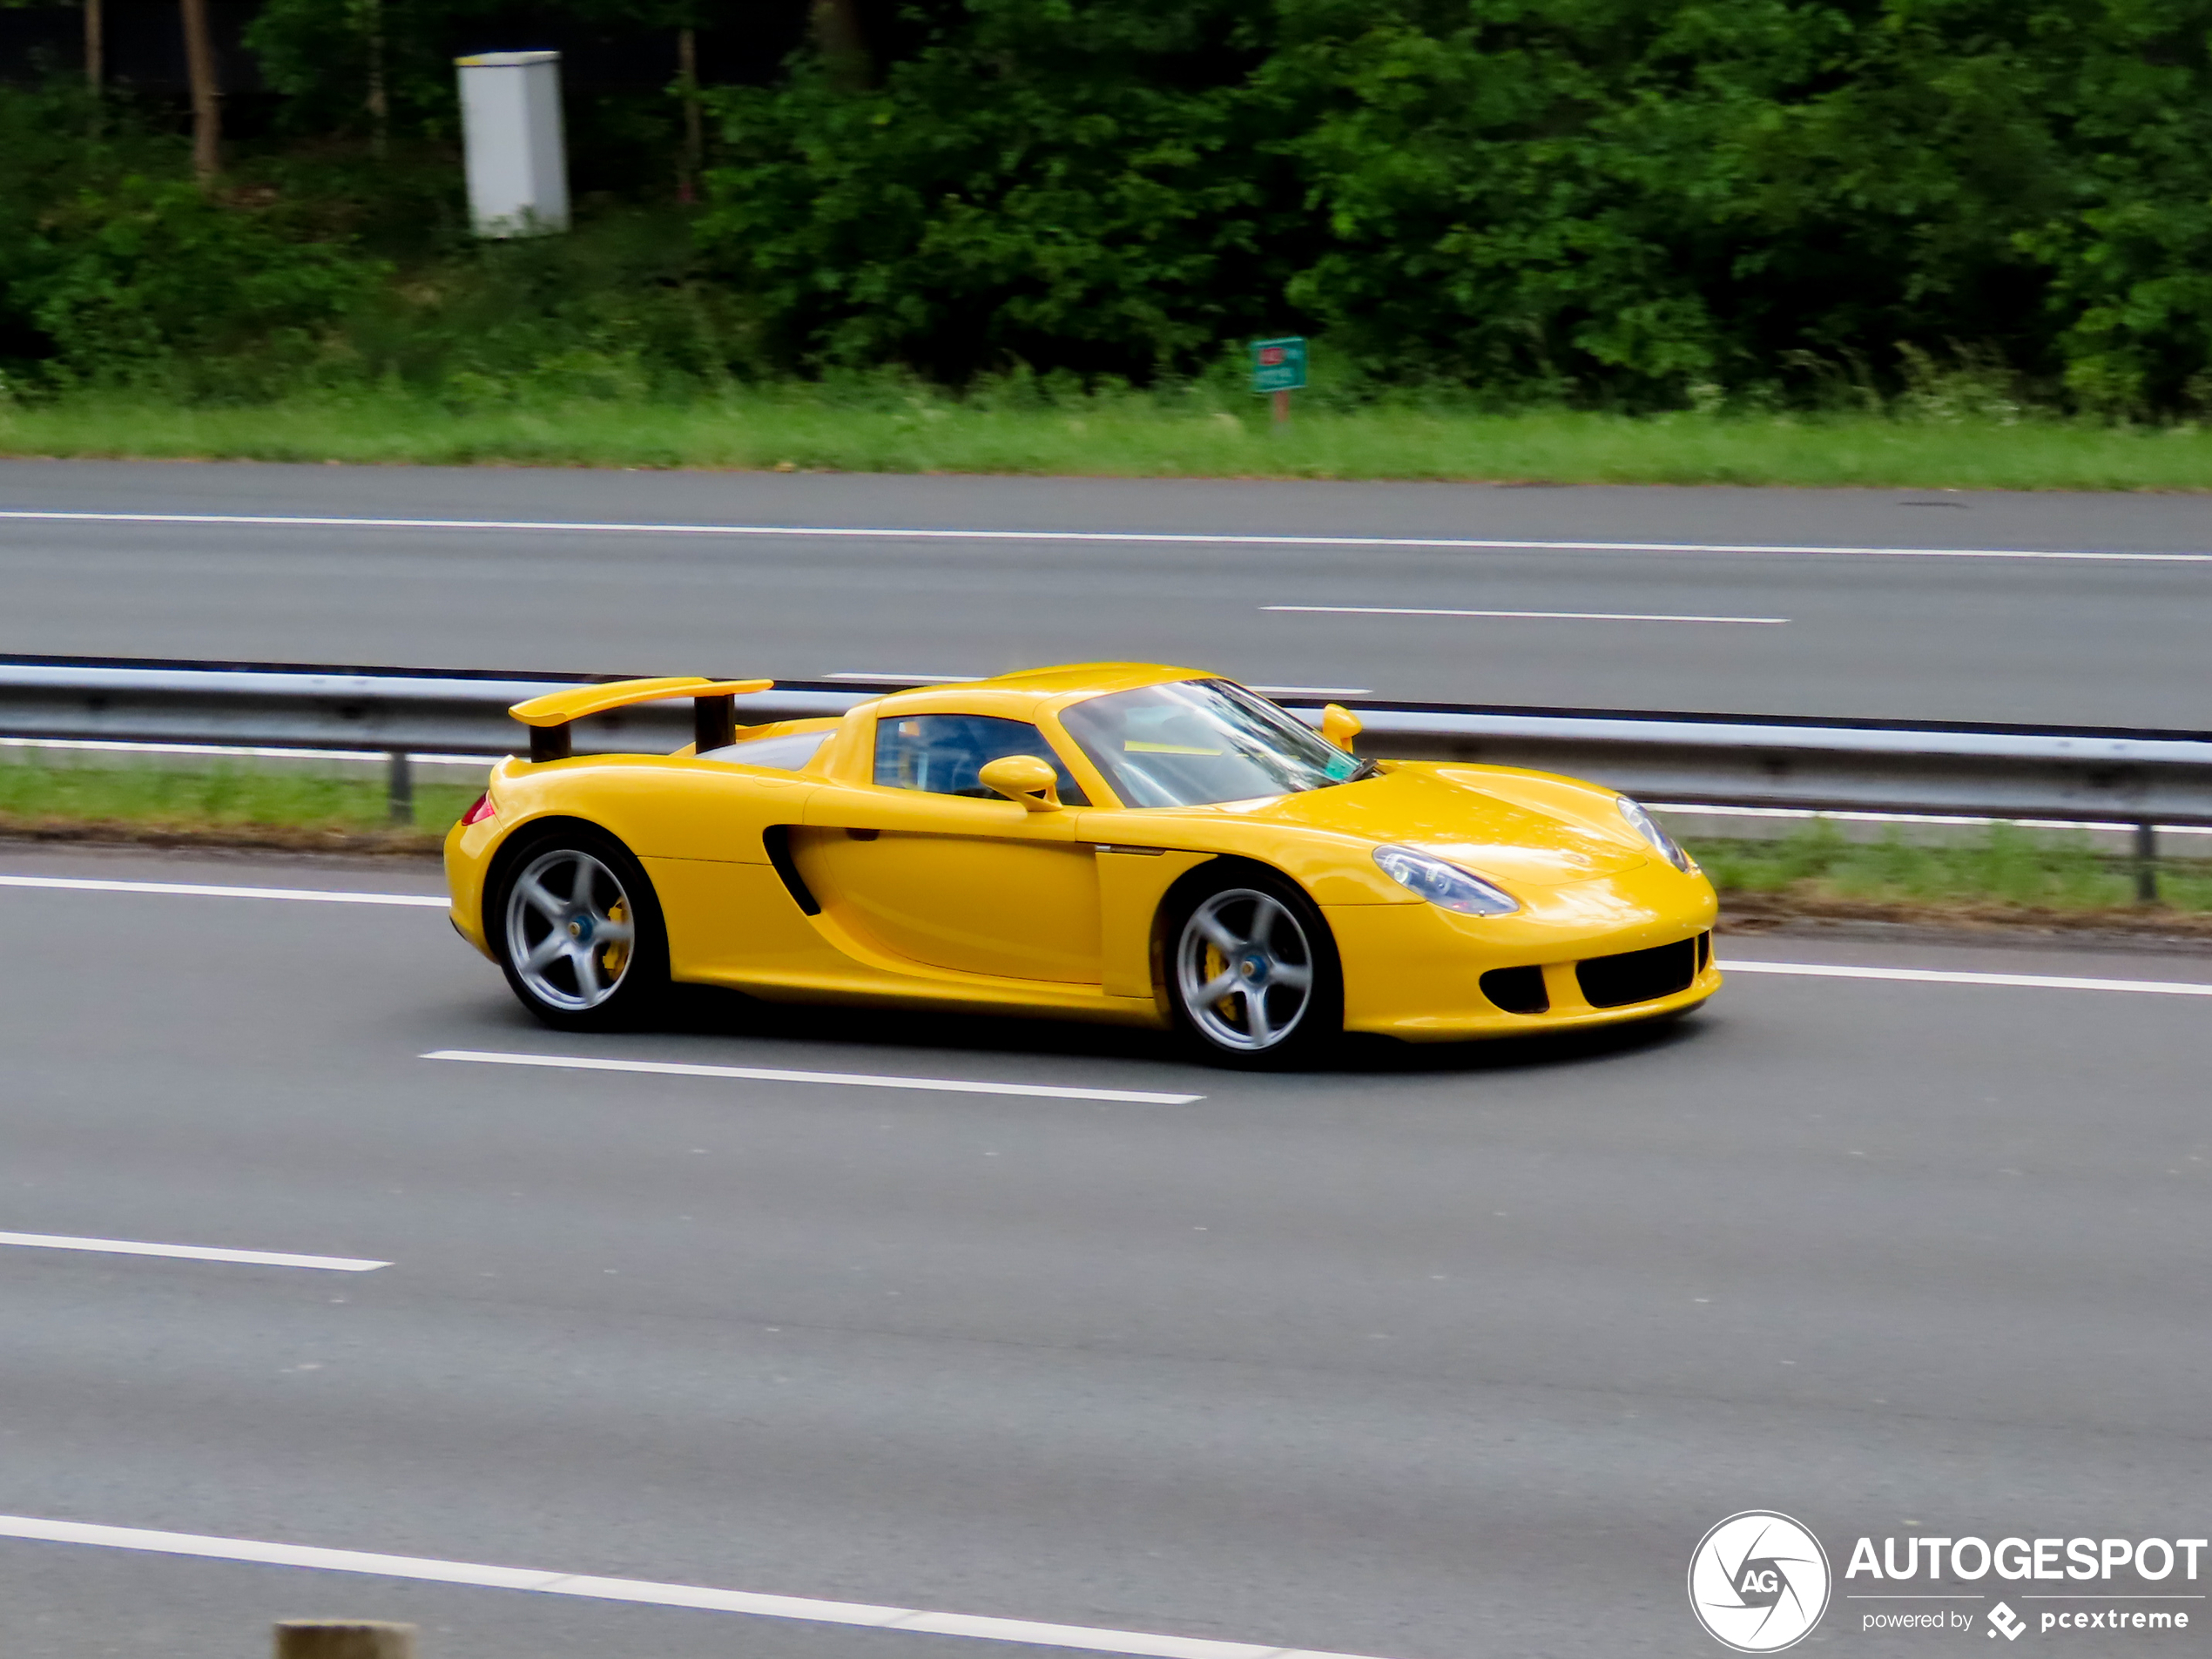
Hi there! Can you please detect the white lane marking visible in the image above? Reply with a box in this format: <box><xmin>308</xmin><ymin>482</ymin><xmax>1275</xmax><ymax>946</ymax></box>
<box><xmin>0</xmin><ymin>875</ymin><xmax>447</xmax><ymax>907</ymax></box>
<box><xmin>826</xmin><ymin>671</ymin><xmax>978</xmax><ymax>682</ymax></box>
<box><xmin>1720</xmin><ymin>960</ymin><xmax>2212</xmax><ymax>997</ymax></box>
<box><xmin>1264</xmin><ymin>605</ymin><xmax>1786</xmax><ymax>624</ymax></box>
<box><xmin>425</xmin><ymin>1049</ymin><xmax>1204</xmax><ymax>1105</ymax></box>
<box><xmin>3</xmin><ymin>508</ymin><xmax>2206</xmax><ymax>563</ymax></box>
<box><xmin>17</xmin><ymin>873</ymin><xmax>2204</xmax><ymax>1003</ymax></box>
<box><xmin>1244</xmin><ymin>685</ymin><xmax>1372</xmax><ymax>698</ymax></box>
<box><xmin>0</xmin><ymin>1231</ymin><xmax>388</xmax><ymax>1271</ymax></box>
<box><xmin>0</xmin><ymin>1514</ymin><xmax>1387</xmax><ymax>1659</ymax></box>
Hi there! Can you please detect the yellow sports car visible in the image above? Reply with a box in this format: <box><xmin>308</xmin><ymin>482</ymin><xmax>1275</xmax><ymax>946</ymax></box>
<box><xmin>445</xmin><ymin>664</ymin><xmax>1719</xmax><ymax>1064</ymax></box>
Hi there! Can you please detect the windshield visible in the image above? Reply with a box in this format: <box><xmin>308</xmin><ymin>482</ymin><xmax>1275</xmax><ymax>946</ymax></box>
<box><xmin>1060</xmin><ymin>679</ymin><xmax>1364</xmax><ymax>808</ymax></box>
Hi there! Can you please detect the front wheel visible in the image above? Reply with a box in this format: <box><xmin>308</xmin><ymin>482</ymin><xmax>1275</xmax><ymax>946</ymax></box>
<box><xmin>1167</xmin><ymin>873</ymin><xmax>1342</xmax><ymax>1067</ymax></box>
<box><xmin>494</xmin><ymin>829</ymin><xmax>670</xmax><ymax>1031</ymax></box>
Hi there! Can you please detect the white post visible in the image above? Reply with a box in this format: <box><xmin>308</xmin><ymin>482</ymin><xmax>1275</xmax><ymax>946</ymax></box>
<box><xmin>455</xmin><ymin>51</ymin><xmax>570</xmax><ymax>237</ymax></box>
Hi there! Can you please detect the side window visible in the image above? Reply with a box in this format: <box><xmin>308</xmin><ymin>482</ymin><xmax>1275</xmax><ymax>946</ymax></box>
<box><xmin>873</xmin><ymin>714</ymin><xmax>1089</xmax><ymax>806</ymax></box>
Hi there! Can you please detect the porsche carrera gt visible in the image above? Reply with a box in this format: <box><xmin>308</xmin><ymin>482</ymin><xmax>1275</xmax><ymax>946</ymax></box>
<box><xmin>444</xmin><ymin>664</ymin><xmax>1719</xmax><ymax>1063</ymax></box>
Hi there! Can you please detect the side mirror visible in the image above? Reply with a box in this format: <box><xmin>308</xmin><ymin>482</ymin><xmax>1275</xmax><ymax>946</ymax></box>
<box><xmin>979</xmin><ymin>754</ymin><xmax>1062</xmax><ymax>812</ymax></box>
<box><xmin>1319</xmin><ymin>703</ymin><xmax>1364</xmax><ymax>754</ymax></box>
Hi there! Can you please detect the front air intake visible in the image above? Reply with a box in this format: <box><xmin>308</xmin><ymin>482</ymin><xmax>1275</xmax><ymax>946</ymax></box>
<box><xmin>1479</xmin><ymin>965</ymin><xmax>1550</xmax><ymax>1015</ymax></box>
<box><xmin>1575</xmin><ymin>940</ymin><xmax>1698</xmax><ymax>1009</ymax></box>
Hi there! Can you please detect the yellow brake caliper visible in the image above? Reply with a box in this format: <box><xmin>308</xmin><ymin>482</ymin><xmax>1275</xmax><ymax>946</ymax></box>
<box><xmin>1205</xmin><ymin>942</ymin><xmax>1237</xmax><ymax>1022</ymax></box>
<box><xmin>603</xmin><ymin>900</ymin><xmax>631</xmax><ymax>980</ymax></box>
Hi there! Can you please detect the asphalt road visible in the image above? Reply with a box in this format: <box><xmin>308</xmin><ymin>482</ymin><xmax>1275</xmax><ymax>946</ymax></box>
<box><xmin>1</xmin><ymin>844</ymin><xmax>2207</xmax><ymax>1659</ymax></box>
<box><xmin>2</xmin><ymin>460</ymin><xmax>2209</xmax><ymax>727</ymax></box>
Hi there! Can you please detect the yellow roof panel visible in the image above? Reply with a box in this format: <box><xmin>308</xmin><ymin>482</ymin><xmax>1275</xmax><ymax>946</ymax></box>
<box><xmin>972</xmin><ymin>662</ymin><xmax>1205</xmax><ymax>695</ymax></box>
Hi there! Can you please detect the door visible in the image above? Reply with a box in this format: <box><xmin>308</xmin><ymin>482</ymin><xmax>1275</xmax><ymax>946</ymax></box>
<box><xmin>793</xmin><ymin>712</ymin><xmax>1104</xmax><ymax>983</ymax></box>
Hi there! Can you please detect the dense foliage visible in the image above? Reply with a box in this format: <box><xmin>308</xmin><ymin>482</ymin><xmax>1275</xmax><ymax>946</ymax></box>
<box><xmin>698</xmin><ymin>0</ymin><xmax>1304</xmax><ymax>380</ymax></box>
<box><xmin>10</xmin><ymin>0</ymin><xmax>2212</xmax><ymax>413</ymax></box>
<box><xmin>705</xmin><ymin>0</ymin><xmax>2212</xmax><ymax>411</ymax></box>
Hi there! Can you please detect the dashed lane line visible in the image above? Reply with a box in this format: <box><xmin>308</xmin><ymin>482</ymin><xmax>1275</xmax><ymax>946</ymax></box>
<box><xmin>1264</xmin><ymin>605</ymin><xmax>1787</xmax><ymax>624</ymax></box>
<box><xmin>0</xmin><ymin>1514</ymin><xmax>1391</xmax><ymax>1659</ymax></box>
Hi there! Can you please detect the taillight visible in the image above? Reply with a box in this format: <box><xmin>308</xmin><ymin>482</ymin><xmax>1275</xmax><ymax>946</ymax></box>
<box><xmin>461</xmin><ymin>793</ymin><xmax>497</xmax><ymax>826</ymax></box>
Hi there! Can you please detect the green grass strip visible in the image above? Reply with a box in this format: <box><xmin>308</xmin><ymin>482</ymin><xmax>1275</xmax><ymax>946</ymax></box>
<box><xmin>8</xmin><ymin>393</ymin><xmax>2212</xmax><ymax>490</ymax></box>
<box><xmin>0</xmin><ymin>756</ymin><xmax>478</xmax><ymax>839</ymax></box>
<box><xmin>1689</xmin><ymin>820</ymin><xmax>2212</xmax><ymax>913</ymax></box>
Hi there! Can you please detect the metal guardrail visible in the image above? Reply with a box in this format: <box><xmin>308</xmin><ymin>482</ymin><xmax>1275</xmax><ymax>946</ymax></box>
<box><xmin>1345</xmin><ymin>704</ymin><xmax>2212</xmax><ymax>826</ymax></box>
<box><xmin>3</xmin><ymin>653</ymin><xmax>2208</xmax><ymax>894</ymax></box>
<box><xmin>0</xmin><ymin>656</ymin><xmax>850</xmax><ymax>754</ymax></box>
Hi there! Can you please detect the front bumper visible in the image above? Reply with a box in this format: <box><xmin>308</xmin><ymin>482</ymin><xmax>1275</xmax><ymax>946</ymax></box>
<box><xmin>1327</xmin><ymin>879</ymin><xmax>1720</xmax><ymax>1042</ymax></box>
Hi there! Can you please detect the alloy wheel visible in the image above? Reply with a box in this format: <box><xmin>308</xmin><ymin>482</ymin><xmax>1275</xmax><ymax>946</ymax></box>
<box><xmin>504</xmin><ymin>847</ymin><xmax>635</xmax><ymax>1012</ymax></box>
<box><xmin>1174</xmin><ymin>887</ymin><xmax>1316</xmax><ymax>1053</ymax></box>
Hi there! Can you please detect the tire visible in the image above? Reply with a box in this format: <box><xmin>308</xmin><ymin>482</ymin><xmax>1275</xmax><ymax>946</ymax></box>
<box><xmin>491</xmin><ymin>825</ymin><xmax>671</xmax><ymax>1032</ymax></box>
<box><xmin>1164</xmin><ymin>867</ymin><xmax>1342</xmax><ymax>1068</ymax></box>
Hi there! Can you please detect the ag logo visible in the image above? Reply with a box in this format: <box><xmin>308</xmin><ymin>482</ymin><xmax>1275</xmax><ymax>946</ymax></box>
<box><xmin>1688</xmin><ymin>1511</ymin><xmax>1831</xmax><ymax>1652</ymax></box>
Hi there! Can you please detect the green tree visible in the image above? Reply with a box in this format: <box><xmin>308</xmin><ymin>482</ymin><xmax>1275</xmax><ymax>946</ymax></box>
<box><xmin>699</xmin><ymin>0</ymin><xmax>1307</xmax><ymax>379</ymax></box>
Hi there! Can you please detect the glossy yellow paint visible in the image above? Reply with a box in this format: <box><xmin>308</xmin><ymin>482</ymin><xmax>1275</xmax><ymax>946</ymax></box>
<box><xmin>444</xmin><ymin>662</ymin><xmax>1721</xmax><ymax>1039</ymax></box>
<box><xmin>794</xmin><ymin>790</ymin><xmax>1102</xmax><ymax>983</ymax></box>
<box><xmin>1326</xmin><ymin>877</ymin><xmax>1718</xmax><ymax>1040</ymax></box>
<box><xmin>509</xmin><ymin>677</ymin><xmax>774</xmax><ymax>727</ymax></box>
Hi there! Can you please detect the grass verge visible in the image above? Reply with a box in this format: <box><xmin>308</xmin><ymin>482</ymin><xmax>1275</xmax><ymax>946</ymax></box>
<box><xmin>1699</xmin><ymin>821</ymin><xmax>2212</xmax><ymax>940</ymax></box>
<box><xmin>7</xmin><ymin>392</ymin><xmax>2212</xmax><ymax>489</ymax></box>
<box><xmin>1695</xmin><ymin>820</ymin><xmax>2212</xmax><ymax>914</ymax></box>
<box><xmin>0</xmin><ymin>758</ymin><xmax>475</xmax><ymax>856</ymax></box>
<box><xmin>4</xmin><ymin>761</ymin><xmax>2208</xmax><ymax>934</ymax></box>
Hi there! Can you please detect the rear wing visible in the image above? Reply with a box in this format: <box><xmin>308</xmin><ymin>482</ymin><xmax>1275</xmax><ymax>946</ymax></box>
<box><xmin>509</xmin><ymin>677</ymin><xmax>773</xmax><ymax>763</ymax></box>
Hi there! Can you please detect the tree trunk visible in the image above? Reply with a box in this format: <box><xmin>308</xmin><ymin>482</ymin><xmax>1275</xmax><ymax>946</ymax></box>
<box><xmin>810</xmin><ymin>0</ymin><xmax>869</xmax><ymax>91</ymax></box>
<box><xmin>179</xmin><ymin>0</ymin><xmax>220</xmax><ymax>186</ymax></box>
<box><xmin>84</xmin><ymin>0</ymin><xmax>104</xmax><ymax>92</ymax></box>
<box><xmin>364</xmin><ymin>0</ymin><xmax>388</xmax><ymax>158</ymax></box>
<box><xmin>677</xmin><ymin>24</ymin><xmax>701</xmax><ymax>202</ymax></box>
<box><xmin>84</xmin><ymin>0</ymin><xmax>104</xmax><ymax>136</ymax></box>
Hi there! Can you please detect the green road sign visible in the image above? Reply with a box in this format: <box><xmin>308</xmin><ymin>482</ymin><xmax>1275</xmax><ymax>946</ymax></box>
<box><xmin>1251</xmin><ymin>336</ymin><xmax>1308</xmax><ymax>394</ymax></box>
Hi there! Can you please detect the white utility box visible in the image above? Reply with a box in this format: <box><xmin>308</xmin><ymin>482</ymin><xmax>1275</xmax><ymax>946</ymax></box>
<box><xmin>455</xmin><ymin>51</ymin><xmax>570</xmax><ymax>237</ymax></box>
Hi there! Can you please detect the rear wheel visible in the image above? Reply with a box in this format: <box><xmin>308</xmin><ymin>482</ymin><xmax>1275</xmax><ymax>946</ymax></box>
<box><xmin>1167</xmin><ymin>872</ymin><xmax>1341</xmax><ymax>1067</ymax></box>
<box><xmin>493</xmin><ymin>828</ymin><xmax>669</xmax><ymax>1031</ymax></box>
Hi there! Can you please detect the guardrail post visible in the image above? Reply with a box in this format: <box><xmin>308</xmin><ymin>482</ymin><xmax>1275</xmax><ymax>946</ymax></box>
<box><xmin>386</xmin><ymin>750</ymin><xmax>415</xmax><ymax>826</ymax></box>
<box><xmin>273</xmin><ymin>1620</ymin><xmax>416</xmax><ymax>1659</ymax></box>
<box><xmin>2134</xmin><ymin>822</ymin><xmax>2160</xmax><ymax>905</ymax></box>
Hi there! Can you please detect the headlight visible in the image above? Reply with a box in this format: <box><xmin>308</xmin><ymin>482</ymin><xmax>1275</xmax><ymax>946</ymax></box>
<box><xmin>1618</xmin><ymin>796</ymin><xmax>1696</xmax><ymax>873</ymax></box>
<box><xmin>1372</xmin><ymin>845</ymin><xmax>1520</xmax><ymax>915</ymax></box>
